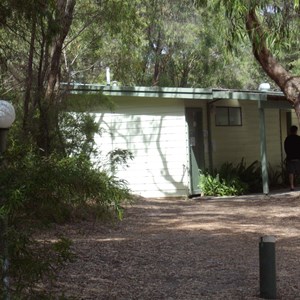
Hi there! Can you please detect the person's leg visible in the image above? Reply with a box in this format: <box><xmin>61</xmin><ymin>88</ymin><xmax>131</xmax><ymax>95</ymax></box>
<box><xmin>289</xmin><ymin>173</ymin><xmax>295</xmax><ymax>190</ymax></box>
<box><xmin>294</xmin><ymin>161</ymin><xmax>300</xmax><ymax>189</ymax></box>
<box><xmin>287</xmin><ymin>161</ymin><xmax>295</xmax><ymax>190</ymax></box>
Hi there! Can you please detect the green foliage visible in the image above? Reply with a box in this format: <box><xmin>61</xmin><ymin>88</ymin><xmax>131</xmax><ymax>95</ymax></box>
<box><xmin>58</xmin><ymin>112</ymin><xmax>100</xmax><ymax>158</ymax></box>
<box><xmin>0</xmin><ymin>0</ymin><xmax>268</xmax><ymax>96</ymax></box>
<box><xmin>65</xmin><ymin>0</ymin><xmax>145</xmax><ymax>85</ymax></box>
<box><xmin>0</xmin><ymin>225</ymin><xmax>74</xmax><ymax>297</ymax></box>
<box><xmin>0</xmin><ymin>111</ymin><xmax>133</xmax><ymax>297</ymax></box>
<box><xmin>268</xmin><ymin>162</ymin><xmax>285</xmax><ymax>188</ymax></box>
<box><xmin>199</xmin><ymin>172</ymin><xmax>246</xmax><ymax>196</ymax></box>
<box><xmin>0</xmin><ymin>149</ymin><xmax>132</xmax><ymax>297</ymax></box>
<box><xmin>218</xmin><ymin>159</ymin><xmax>262</xmax><ymax>193</ymax></box>
<box><xmin>199</xmin><ymin>159</ymin><xmax>262</xmax><ymax>196</ymax></box>
<box><xmin>204</xmin><ymin>0</ymin><xmax>300</xmax><ymax>80</ymax></box>
<box><xmin>61</xmin><ymin>0</ymin><xmax>266</xmax><ymax>88</ymax></box>
<box><xmin>108</xmin><ymin>148</ymin><xmax>134</xmax><ymax>174</ymax></box>
<box><xmin>1</xmin><ymin>153</ymin><xmax>132</xmax><ymax>224</ymax></box>
<box><xmin>200</xmin><ymin>159</ymin><xmax>285</xmax><ymax>196</ymax></box>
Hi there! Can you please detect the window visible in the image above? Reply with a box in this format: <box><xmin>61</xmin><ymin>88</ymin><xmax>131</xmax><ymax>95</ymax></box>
<box><xmin>215</xmin><ymin>107</ymin><xmax>242</xmax><ymax>126</ymax></box>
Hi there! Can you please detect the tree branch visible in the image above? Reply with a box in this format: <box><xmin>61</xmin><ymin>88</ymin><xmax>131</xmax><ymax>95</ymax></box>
<box><xmin>245</xmin><ymin>8</ymin><xmax>300</xmax><ymax>104</ymax></box>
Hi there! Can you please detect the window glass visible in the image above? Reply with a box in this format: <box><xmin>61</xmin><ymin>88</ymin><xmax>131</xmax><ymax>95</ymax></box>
<box><xmin>215</xmin><ymin>107</ymin><xmax>242</xmax><ymax>126</ymax></box>
<box><xmin>215</xmin><ymin>107</ymin><xmax>229</xmax><ymax>126</ymax></box>
<box><xmin>229</xmin><ymin>107</ymin><xmax>242</xmax><ymax>125</ymax></box>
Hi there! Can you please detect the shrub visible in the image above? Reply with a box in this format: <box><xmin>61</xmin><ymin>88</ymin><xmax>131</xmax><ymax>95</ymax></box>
<box><xmin>58</xmin><ymin>112</ymin><xmax>100</xmax><ymax>158</ymax></box>
<box><xmin>0</xmin><ymin>150</ymin><xmax>133</xmax><ymax>297</ymax></box>
<box><xmin>199</xmin><ymin>172</ymin><xmax>246</xmax><ymax>196</ymax></box>
<box><xmin>218</xmin><ymin>158</ymin><xmax>262</xmax><ymax>193</ymax></box>
<box><xmin>2</xmin><ymin>228</ymin><xmax>74</xmax><ymax>298</ymax></box>
<box><xmin>200</xmin><ymin>159</ymin><xmax>262</xmax><ymax>196</ymax></box>
<box><xmin>0</xmin><ymin>105</ymin><xmax>135</xmax><ymax>297</ymax></box>
<box><xmin>200</xmin><ymin>159</ymin><xmax>285</xmax><ymax>196</ymax></box>
<box><xmin>268</xmin><ymin>162</ymin><xmax>285</xmax><ymax>188</ymax></box>
<box><xmin>1</xmin><ymin>153</ymin><xmax>132</xmax><ymax>224</ymax></box>
<box><xmin>0</xmin><ymin>151</ymin><xmax>132</xmax><ymax>297</ymax></box>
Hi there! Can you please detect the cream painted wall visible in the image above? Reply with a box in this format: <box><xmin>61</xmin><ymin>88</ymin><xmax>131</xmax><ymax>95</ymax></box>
<box><xmin>93</xmin><ymin>97</ymin><xmax>190</xmax><ymax>198</ymax></box>
<box><xmin>210</xmin><ymin>100</ymin><xmax>284</xmax><ymax>170</ymax></box>
<box><xmin>90</xmin><ymin>95</ymin><xmax>287</xmax><ymax>197</ymax></box>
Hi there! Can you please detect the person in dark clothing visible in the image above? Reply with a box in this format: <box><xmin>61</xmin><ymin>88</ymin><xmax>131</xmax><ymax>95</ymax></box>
<box><xmin>284</xmin><ymin>125</ymin><xmax>300</xmax><ymax>190</ymax></box>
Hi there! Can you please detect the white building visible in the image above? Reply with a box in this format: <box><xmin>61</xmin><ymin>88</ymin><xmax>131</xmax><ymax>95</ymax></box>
<box><xmin>67</xmin><ymin>84</ymin><xmax>293</xmax><ymax>198</ymax></box>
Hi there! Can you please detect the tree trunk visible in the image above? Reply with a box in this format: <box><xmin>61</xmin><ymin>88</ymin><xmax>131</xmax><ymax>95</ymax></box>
<box><xmin>45</xmin><ymin>0</ymin><xmax>76</xmax><ymax>102</ymax></box>
<box><xmin>23</xmin><ymin>14</ymin><xmax>37</xmax><ymax>134</ymax></box>
<box><xmin>38</xmin><ymin>0</ymin><xmax>76</xmax><ymax>155</ymax></box>
<box><xmin>152</xmin><ymin>30</ymin><xmax>162</xmax><ymax>86</ymax></box>
<box><xmin>245</xmin><ymin>8</ymin><xmax>300</xmax><ymax>123</ymax></box>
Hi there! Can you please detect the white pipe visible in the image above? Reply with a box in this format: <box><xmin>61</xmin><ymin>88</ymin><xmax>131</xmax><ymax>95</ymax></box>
<box><xmin>106</xmin><ymin>67</ymin><xmax>110</xmax><ymax>86</ymax></box>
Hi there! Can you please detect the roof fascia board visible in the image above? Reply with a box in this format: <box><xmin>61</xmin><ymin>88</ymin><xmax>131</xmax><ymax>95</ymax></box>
<box><xmin>65</xmin><ymin>83</ymin><xmax>287</xmax><ymax>103</ymax></box>
<box><xmin>66</xmin><ymin>83</ymin><xmax>214</xmax><ymax>100</ymax></box>
<box><xmin>231</xmin><ymin>92</ymin><xmax>262</xmax><ymax>101</ymax></box>
<box><xmin>211</xmin><ymin>91</ymin><xmax>263</xmax><ymax>101</ymax></box>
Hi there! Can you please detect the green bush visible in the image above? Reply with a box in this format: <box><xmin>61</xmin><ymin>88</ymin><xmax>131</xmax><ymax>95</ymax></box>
<box><xmin>0</xmin><ymin>111</ymin><xmax>133</xmax><ymax>297</ymax></box>
<box><xmin>268</xmin><ymin>162</ymin><xmax>285</xmax><ymax>188</ymax></box>
<box><xmin>57</xmin><ymin>112</ymin><xmax>100</xmax><ymax>158</ymax></box>
<box><xmin>3</xmin><ymin>229</ymin><xmax>74</xmax><ymax>298</ymax></box>
<box><xmin>199</xmin><ymin>172</ymin><xmax>246</xmax><ymax>196</ymax></box>
<box><xmin>199</xmin><ymin>159</ymin><xmax>262</xmax><ymax>196</ymax></box>
<box><xmin>217</xmin><ymin>158</ymin><xmax>262</xmax><ymax>193</ymax></box>
<box><xmin>200</xmin><ymin>158</ymin><xmax>285</xmax><ymax>196</ymax></box>
<box><xmin>0</xmin><ymin>150</ymin><xmax>132</xmax><ymax>297</ymax></box>
<box><xmin>1</xmin><ymin>153</ymin><xmax>132</xmax><ymax>224</ymax></box>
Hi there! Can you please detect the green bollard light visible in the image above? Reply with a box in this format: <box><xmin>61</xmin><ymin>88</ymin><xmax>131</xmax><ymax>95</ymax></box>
<box><xmin>0</xmin><ymin>100</ymin><xmax>16</xmax><ymax>300</ymax></box>
<box><xmin>259</xmin><ymin>236</ymin><xmax>276</xmax><ymax>299</ymax></box>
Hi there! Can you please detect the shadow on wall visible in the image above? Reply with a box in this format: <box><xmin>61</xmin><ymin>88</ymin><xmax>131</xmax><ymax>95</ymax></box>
<box><xmin>100</xmin><ymin>109</ymin><xmax>189</xmax><ymax>197</ymax></box>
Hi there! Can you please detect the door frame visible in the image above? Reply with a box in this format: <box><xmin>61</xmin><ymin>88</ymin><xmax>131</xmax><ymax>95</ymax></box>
<box><xmin>185</xmin><ymin>107</ymin><xmax>205</xmax><ymax>195</ymax></box>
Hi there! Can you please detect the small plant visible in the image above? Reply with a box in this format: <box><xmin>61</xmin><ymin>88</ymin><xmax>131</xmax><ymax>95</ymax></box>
<box><xmin>218</xmin><ymin>158</ymin><xmax>262</xmax><ymax>193</ymax></box>
<box><xmin>199</xmin><ymin>172</ymin><xmax>246</xmax><ymax>196</ymax></box>
<box><xmin>0</xmin><ymin>227</ymin><xmax>74</xmax><ymax>298</ymax></box>
<box><xmin>268</xmin><ymin>163</ymin><xmax>285</xmax><ymax>188</ymax></box>
<box><xmin>107</xmin><ymin>148</ymin><xmax>134</xmax><ymax>174</ymax></box>
<box><xmin>200</xmin><ymin>158</ymin><xmax>287</xmax><ymax>196</ymax></box>
<box><xmin>200</xmin><ymin>159</ymin><xmax>264</xmax><ymax>196</ymax></box>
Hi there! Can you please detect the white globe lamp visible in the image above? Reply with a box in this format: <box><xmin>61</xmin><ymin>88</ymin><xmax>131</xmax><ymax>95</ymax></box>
<box><xmin>258</xmin><ymin>83</ymin><xmax>271</xmax><ymax>92</ymax></box>
<box><xmin>0</xmin><ymin>100</ymin><xmax>15</xmax><ymax>128</ymax></box>
<box><xmin>0</xmin><ymin>100</ymin><xmax>16</xmax><ymax>154</ymax></box>
<box><xmin>0</xmin><ymin>100</ymin><xmax>15</xmax><ymax>299</ymax></box>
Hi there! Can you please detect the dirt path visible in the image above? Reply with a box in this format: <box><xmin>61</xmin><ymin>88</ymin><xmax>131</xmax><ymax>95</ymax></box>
<box><xmin>46</xmin><ymin>191</ymin><xmax>300</xmax><ymax>299</ymax></box>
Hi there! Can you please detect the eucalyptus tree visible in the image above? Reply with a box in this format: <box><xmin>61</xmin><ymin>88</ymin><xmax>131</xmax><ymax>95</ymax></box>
<box><xmin>0</xmin><ymin>0</ymin><xmax>76</xmax><ymax>155</ymax></box>
<box><xmin>65</xmin><ymin>0</ymin><xmax>264</xmax><ymax>88</ymax></box>
<box><xmin>0</xmin><ymin>0</ymin><xmax>142</xmax><ymax>153</ymax></box>
<box><xmin>195</xmin><ymin>0</ymin><xmax>300</xmax><ymax>122</ymax></box>
<box><xmin>62</xmin><ymin>0</ymin><xmax>144</xmax><ymax>85</ymax></box>
<box><xmin>53</xmin><ymin>0</ymin><xmax>266</xmax><ymax>89</ymax></box>
<box><xmin>109</xmin><ymin>0</ymin><xmax>265</xmax><ymax>88</ymax></box>
<box><xmin>141</xmin><ymin>0</ymin><xmax>204</xmax><ymax>86</ymax></box>
<box><xmin>0</xmin><ymin>0</ymin><xmax>270</xmax><ymax>130</ymax></box>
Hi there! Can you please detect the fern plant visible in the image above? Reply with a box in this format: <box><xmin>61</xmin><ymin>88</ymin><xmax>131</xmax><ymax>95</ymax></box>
<box><xmin>199</xmin><ymin>172</ymin><xmax>246</xmax><ymax>196</ymax></box>
<box><xmin>200</xmin><ymin>158</ymin><xmax>285</xmax><ymax>196</ymax></box>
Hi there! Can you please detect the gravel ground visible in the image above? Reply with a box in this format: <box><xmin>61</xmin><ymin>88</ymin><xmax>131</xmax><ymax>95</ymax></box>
<box><xmin>42</xmin><ymin>190</ymin><xmax>300</xmax><ymax>299</ymax></box>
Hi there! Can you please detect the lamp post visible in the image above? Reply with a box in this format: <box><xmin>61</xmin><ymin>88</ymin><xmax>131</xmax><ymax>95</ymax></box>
<box><xmin>0</xmin><ymin>100</ymin><xmax>16</xmax><ymax>152</ymax></box>
<box><xmin>0</xmin><ymin>100</ymin><xmax>16</xmax><ymax>300</ymax></box>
